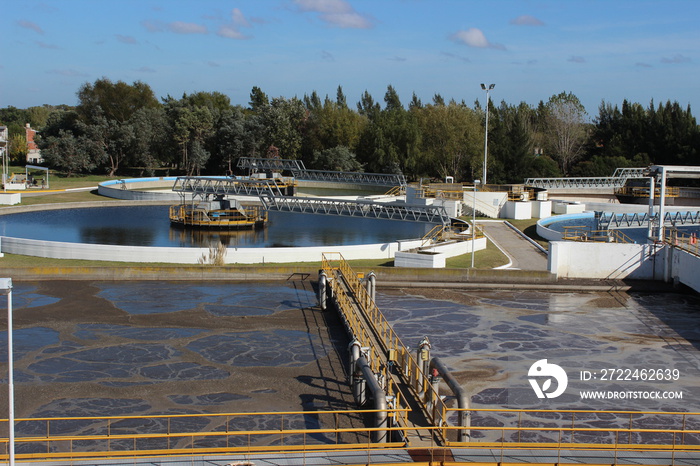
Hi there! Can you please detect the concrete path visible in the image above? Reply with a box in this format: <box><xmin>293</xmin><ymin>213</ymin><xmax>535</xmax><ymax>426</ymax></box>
<box><xmin>480</xmin><ymin>221</ymin><xmax>549</xmax><ymax>271</ymax></box>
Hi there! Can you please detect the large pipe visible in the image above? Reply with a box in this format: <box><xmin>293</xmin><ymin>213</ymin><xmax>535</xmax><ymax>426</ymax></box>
<box><xmin>355</xmin><ymin>355</ymin><xmax>388</xmax><ymax>443</ymax></box>
<box><xmin>318</xmin><ymin>271</ymin><xmax>327</xmax><ymax>310</ymax></box>
<box><xmin>366</xmin><ymin>271</ymin><xmax>376</xmax><ymax>302</ymax></box>
<box><xmin>647</xmin><ymin>176</ymin><xmax>655</xmax><ymax>241</ymax></box>
<box><xmin>416</xmin><ymin>337</ymin><xmax>431</xmax><ymax>394</ymax></box>
<box><xmin>430</xmin><ymin>357</ymin><xmax>471</xmax><ymax>442</ymax></box>
<box><xmin>658</xmin><ymin>166</ymin><xmax>666</xmax><ymax>241</ymax></box>
<box><xmin>348</xmin><ymin>340</ymin><xmax>364</xmax><ymax>404</ymax></box>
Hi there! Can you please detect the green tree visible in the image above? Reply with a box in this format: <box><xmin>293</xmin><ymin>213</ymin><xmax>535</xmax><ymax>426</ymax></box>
<box><xmin>76</xmin><ymin>78</ymin><xmax>159</xmax><ymax>123</ymax></box>
<box><xmin>414</xmin><ymin>101</ymin><xmax>481</xmax><ymax>181</ymax></box>
<box><xmin>39</xmin><ymin>129</ymin><xmax>96</xmax><ymax>175</ymax></box>
<box><xmin>312</xmin><ymin>146</ymin><xmax>363</xmax><ymax>172</ymax></box>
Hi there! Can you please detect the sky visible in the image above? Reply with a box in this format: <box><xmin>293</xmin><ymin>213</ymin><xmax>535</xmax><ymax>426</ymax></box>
<box><xmin>2</xmin><ymin>0</ymin><xmax>698</xmax><ymax>117</ymax></box>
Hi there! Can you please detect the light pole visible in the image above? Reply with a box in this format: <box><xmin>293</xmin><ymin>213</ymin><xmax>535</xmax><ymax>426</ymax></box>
<box><xmin>1</xmin><ymin>278</ymin><xmax>14</xmax><ymax>466</ymax></box>
<box><xmin>480</xmin><ymin>83</ymin><xmax>495</xmax><ymax>186</ymax></box>
<box><xmin>471</xmin><ymin>181</ymin><xmax>480</xmax><ymax>268</ymax></box>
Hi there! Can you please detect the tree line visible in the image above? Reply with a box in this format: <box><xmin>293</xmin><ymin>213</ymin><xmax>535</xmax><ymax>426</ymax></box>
<box><xmin>1</xmin><ymin>78</ymin><xmax>698</xmax><ymax>183</ymax></box>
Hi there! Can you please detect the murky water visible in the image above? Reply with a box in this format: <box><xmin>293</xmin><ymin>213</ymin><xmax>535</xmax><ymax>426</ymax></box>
<box><xmin>2</xmin><ymin>282</ymin><xmax>699</xmax><ymax>447</ymax></box>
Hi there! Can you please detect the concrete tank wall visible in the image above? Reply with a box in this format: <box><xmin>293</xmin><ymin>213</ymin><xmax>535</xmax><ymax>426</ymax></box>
<box><xmin>549</xmin><ymin>241</ymin><xmax>665</xmax><ymax>280</ymax></box>
<box><xmin>670</xmin><ymin>247</ymin><xmax>700</xmax><ymax>293</ymax></box>
<box><xmin>98</xmin><ymin>178</ymin><xmax>181</xmax><ymax>201</ymax></box>
<box><xmin>0</xmin><ymin>235</ymin><xmax>425</xmax><ymax>264</ymax></box>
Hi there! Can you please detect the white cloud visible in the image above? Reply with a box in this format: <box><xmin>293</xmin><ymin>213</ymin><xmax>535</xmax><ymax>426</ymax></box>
<box><xmin>232</xmin><ymin>8</ymin><xmax>250</xmax><ymax>27</ymax></box>
<box><xmin>449</xmin><ymin>28</ymin><xmax>505</xmax><ymax>50</ymax></box>
<box><xmin>18</xmin><ymin>20</ymin><xmax>44</xmax><ymax>35</ymax></box>
<box><xmin>217</xmin><ymin>25</ymin><xmax>249</xmax><ymax>39</ymax></box>
<box><xmin>217</xmin><ymin>8</ymin><xmax>253</xmax><ymax>39</ymax></box>
<box><xmin>167</xmin><ymin>22</ymin><xmax>208</xmax><ymax>35</ymax></box>
<box><xmin>661</xmin><ymin>54</ymin><xmax>691</xmax><ymax>64</ymax></box>
<box><xmin>116</xmin><ymin>35</ymin><xmax>138</xmax><ymax>45</ymax></box>
<box><xmin>35</xmin><ymin>41</ymin><xmax>60</xmax><ymax>50</ymax></box>
<box><xmin>294</xmin><ymin>0</ymin><xmax>373</xmax><ymax>29</ymax></box>
<box><xmin>47</xmin><ymin>69</ymin><xmax>87</xmax><ymax>77</ymax></box>
<box><xmin>141</xmin><ymin>20</ymin><xmax>163</xmax><ymax>33</ymax></box>
<box><xmin>510</xmin><ymin>15</ymin><xmax>545</xmax><ymax>26</ymax></box>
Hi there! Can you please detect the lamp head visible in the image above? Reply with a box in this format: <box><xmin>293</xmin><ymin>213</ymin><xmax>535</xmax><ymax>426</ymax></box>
<box><xmin>480</xmin><ymin>83</ymin><xmax>486</xmax><ymax>90</ymax></box>
<box><xmin>489</xmin><ymin>83</ymin><xmax>495</xmax><ymax>90</ymax></box>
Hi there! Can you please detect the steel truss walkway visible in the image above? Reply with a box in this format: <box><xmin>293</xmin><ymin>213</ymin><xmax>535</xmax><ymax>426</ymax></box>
<box><xmin>597</xmin><ymin>210</ymin><xmax>700</xmax><ymax>229</ymax></box>
<box><xmin>525</xmin><ymin>167</ymin><xmax>647</xmax><ymax>190</ymax></box>
<box><xmin>237</xmin><ymin>156</ymin><xmax>407</xmax><ymax>187</ymax></box>
<box><xmin>172</xmin><ymin>176</ymin><xmax>290</xmax><ymax>197</ymax></box>
<box><xmin>259</xmin><ymin>195</ymin><xmax>450</xmax><ymax>225</ymax></box>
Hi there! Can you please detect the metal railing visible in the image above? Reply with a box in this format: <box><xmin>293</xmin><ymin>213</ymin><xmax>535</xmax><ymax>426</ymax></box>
<box><xmin>444</xmin><ymin>408</ymin><xmax>700</xmax><ymax>451</ymax></box>
<box><xmin>562</xmin><ymin>226</ymin><xmax>635</xmax><ymax>243</ymax></box>
<box><xmin>261</xmin><ymin>195</ymin><xmax>450</xmax><ymax>226</ymax></box>
<box><xmin>664</xmin><ymin>229</ymin><xmax>700</xmax><ymax>257</ymax></box>
<box><xmin>236</xmin><ymin>157</ymin><xmax>407</xmax><ymax>187</ymax></box>
<box><xmin>172</xmin><ymin>176</ymin><xmax>294</xmax><ymax>197</ymax></box>
<box><xmin>597</xmin><ymin>210</ymin><xmax>700</xmax><ymax>229</ymax></box>
<box><xmin>615</xmin><ymin>186</ymin><xmax>680</xmax><ymax>198</ymax></box>
<box><xmin>3</xmin><ymin>408</ymin><xmax>698</xmax><ymax>462</ymax></box>
<box><xmin>321</xmin><ymin>253</ymin><xmax>451</xmax><ymax>442</ymax></box>
<box><xmin>169</xmin><ymin>204</ymin><xmax>266</xmax><ymax>227</ymax></box>
<box><xmin>0</xmin><ymin>409</ymin><xmax>407</xmax><ymax>462</ymax></box>
<box><xmin>525</xmin><ymin>168</ymin><xmax>647</xmax><ymax>190</ymax></box>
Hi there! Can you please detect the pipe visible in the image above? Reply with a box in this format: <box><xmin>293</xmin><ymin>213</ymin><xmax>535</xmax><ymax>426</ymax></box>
<box><xmin>416</xmin><ymin>337</ymin><xmax>431</xmax><ymax>394</ymax></box>
<box><xmin>348</xmin><ymin>340</ymin><xmax>364</xmax><ymax>404</ymax></box>
<box><xmin>658</xmin><ymin>166</ymin><xmax>666</xmax><ymax>241</ymax></box>
<box><xmin>318</xmin><ymin>271</ymin><xmax>327</xmax><ymax>310</ymax></box>
<box><xmin>366</xmin><ymin>271</ymin><xmax>376</xmax><ymax>302</ymax></box>
<box><xmin>647</xmin><ymin>176</ymin><xmax>655</xmax><ymax>241</ymax></box>
<box><xmin>430</xmin><ymin>357</ymin><xmax>471</xmax><ymax>442</ymax></box>
<box><xmin>355</xmin><ymin>355</ymin><xmax>388</xmax><ymax>443</ymax></box>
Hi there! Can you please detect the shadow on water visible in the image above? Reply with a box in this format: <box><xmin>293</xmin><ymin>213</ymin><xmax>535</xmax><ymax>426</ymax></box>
<box><xmin>624</xmin><ymin>286</ymin><xmax>700</xmax><ymax>353</ymax></box>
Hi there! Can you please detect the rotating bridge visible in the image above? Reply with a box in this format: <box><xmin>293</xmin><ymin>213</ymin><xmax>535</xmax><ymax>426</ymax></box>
<box><xmin>259</xmin><ymin>194</ymin><xmax>451</xmax><ymax>226</ymax></box>
<box><xmin>525</xmin><ymin>167</ymin><xmax>647</xmax><ymax>190</ymax></box>
<box><xmin>237</xmin><ymin>156</ymin><xmax>407</xmax><ymax>187</ymax></box>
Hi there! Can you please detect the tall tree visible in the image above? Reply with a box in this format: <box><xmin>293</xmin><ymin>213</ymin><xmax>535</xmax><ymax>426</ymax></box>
<box><xmin>76</xmin><ymin>78</ymin><xmax>159</xmax><ymax>123</ymax></box>
<box><xmin>544</xmin><ymin>91</ymin><xmax>588</xmax><ymax>175</ymax></box>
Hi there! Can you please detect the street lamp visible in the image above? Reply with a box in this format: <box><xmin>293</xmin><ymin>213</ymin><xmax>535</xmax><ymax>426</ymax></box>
<box><xmin>471</xmin><ymin>181</ymin><xmax>480</xmax><ymax>268</ymax></box>
<box><xmin>480</xmin><ymin>83</ymin><xmax>495</xmax><ymax>186</ymax></box>
<box><xmin>1</xmin><ymin>278</ymin><xmax>14</xmax><ymax>466</ymax></box>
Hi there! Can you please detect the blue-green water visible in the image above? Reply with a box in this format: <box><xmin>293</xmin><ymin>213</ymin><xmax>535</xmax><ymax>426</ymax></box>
<box><xmin>0</xmin><ymin>205</ymin><xmax>432</xmax><ymax>248</ymax></box>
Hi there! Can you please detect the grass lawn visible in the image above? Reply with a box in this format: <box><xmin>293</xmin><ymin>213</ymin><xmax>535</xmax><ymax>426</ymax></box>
<box><xmin>507</xmin><ymin>218</ymin><xmax>549</xmax><ymax>248</ymax></box>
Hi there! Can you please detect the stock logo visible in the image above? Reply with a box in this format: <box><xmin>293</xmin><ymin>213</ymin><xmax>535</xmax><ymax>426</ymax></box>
<box><xmin>528</xmin><ymin>359</ymin><xmax>568</xmax><ymax>399</ymax></box>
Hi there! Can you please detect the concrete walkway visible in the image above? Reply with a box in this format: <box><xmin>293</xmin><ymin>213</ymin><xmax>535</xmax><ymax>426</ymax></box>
<box><xmin>480</xmin><ymin>221</ymin><xmax>549</xmax><ymax>271</ymax></box>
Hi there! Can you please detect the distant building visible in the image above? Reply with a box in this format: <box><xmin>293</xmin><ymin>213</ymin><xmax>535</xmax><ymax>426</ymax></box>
<box><xmin>25</xmin><ymin>123</ymin><xmax>43</xmax><ymax>164</ymax></box>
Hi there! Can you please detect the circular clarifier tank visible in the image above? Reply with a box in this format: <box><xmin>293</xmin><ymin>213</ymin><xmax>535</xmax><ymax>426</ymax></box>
<box><xmin>0</xmin><ymin>205</ymin><xmax>432</xmax><ymax>248</ymax></box>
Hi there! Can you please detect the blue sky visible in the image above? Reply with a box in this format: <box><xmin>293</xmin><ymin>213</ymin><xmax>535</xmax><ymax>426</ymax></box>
<box><xmin>2</xmin><ymin>0</ymin><xmax>698</xmax><ymax>117</ymax></box>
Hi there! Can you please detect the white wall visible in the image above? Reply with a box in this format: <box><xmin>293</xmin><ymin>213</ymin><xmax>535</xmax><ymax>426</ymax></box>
<box><xmin>532</xmin><ymin>201</ymin><xmax>552</xmax><ymax>219</ymax></box>
<box><xmin>394</xmin><ymin>237</ymin><xmax>487</xmax><ymax>268</ymax></box>
<box><xmin>0</xmin><ymin>193</ymin><xmax>21</xmax><ymax>205</ymax></box>
<box><xmin>0</xmin><ymin>236</ymin><xmax>424</xmax><ymax>264</ymax></box>
<box><xmin>500</xmin><ymin>201</ymin><xmax>532</xmax><ymax>220</ymax></box>
<box><xmin>670</xmin><ymin>248</ymin><xmax>700</xmax><ymax>293</ymax></box>
<box><xmin>549</xmin><ymin>241</ymin><xmax>665</xmax><ymax>279</ymax></box>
